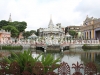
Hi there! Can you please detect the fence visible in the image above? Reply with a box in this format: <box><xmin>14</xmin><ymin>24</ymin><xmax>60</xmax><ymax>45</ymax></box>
<box><xmin>0</xmin><ymin>61</ymin><xmax>100</xmax><ymax>75</ymax></box>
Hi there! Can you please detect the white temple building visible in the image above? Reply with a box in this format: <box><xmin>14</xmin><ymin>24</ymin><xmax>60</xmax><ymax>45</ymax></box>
<box><xmin>38</xmin><ymin>16</ymin><xmax>65</xmax><ymax>38</ymax></box>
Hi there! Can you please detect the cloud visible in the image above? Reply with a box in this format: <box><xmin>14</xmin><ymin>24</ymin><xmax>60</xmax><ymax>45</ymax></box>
<box><xmin>0</xmin><ymin>0</ymin><xmax>83</xmax><ymax>31</ymax></box>
<box><xmin>75</xmin><ymin>0</ymin><xmax>100</xmax><ymax>19</ymax></box>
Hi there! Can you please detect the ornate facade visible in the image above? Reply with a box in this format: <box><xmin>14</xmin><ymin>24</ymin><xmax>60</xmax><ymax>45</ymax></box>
<box><xmin>0</xmin><ymin>29</ymin><xmax>11</xmax><ymax>44</ymax></box>
<box><xmin>38</xmin><ymin>16</ymin><xmax>65</xmax><ymax>38</ymax></box>
<box><xmin>81</xmin><ymin>15</ymin><xmax>100</xmax><ymax>40</ymax></box>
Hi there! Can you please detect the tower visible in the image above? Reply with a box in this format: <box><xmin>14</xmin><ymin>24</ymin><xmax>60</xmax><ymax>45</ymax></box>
<box><xmin>8</xmin><ymin>13</ymin><xmax>12</xmax><ymax>22</ymax></box>
<box><xmin>48</xmin><ymin>14</ymin><xmax>54</xmax><ymax>28</ymax></box>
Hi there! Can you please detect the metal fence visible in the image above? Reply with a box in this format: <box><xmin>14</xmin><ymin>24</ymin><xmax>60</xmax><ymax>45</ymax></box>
<box><xmin>0</xmin><ymin>61</ymin><xmax>100</xmax><ymax>75</ymax></box>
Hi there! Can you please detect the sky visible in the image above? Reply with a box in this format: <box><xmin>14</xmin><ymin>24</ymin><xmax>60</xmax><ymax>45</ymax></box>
<box><xmin>0</xmin><ymin>0</ymin><xmax>100</xmax><ymax>31</ymax></box>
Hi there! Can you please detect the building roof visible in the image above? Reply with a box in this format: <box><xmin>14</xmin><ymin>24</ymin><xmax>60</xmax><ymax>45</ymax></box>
<box><xmin>28</xmin><ymin>33</ymin><xmax>37</xmax><ymax>39</ymax></box>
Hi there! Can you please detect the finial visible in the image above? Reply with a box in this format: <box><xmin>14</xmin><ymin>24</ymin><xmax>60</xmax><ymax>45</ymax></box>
<box><xmin>86</xmin><ymin>15</ymin><xmax>88</xmax><ymax>18</ymax></box>
<box><xmin>8</xmin><ymin>13</ymin><xmax>12</xmax><ymax>22</ymax></box>
<box><xmin>10</xmin><ymin>13</ymin><xmax>11</xmax><ymax>16</ymax></box>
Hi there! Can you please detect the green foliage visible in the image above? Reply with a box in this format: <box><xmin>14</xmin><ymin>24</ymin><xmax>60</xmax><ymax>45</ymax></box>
<box><xmin>2</xmin><ymin>25</ymin><xmax>19</xmax><ymax>37</ymax></box>
<box><xmin>36</xmin><ymin>29</ymin><xmax>39</xmax><ymax>36</ymax></box>
<box><xmin>40</xmin><ymin>53</ymin><xmax>61</xmax><ymax>73</ymax></box>
<box><xmin>0</xmin><ymin>20</ymin><xmax>9</xmax><ymax>28</ymax></box>
<box><xmin>0</xmin><ymin>20</ymin><xmax>27</xmax><ymax>33</ymax></box>
<box><xmin>82</xmin><ymin>44</ymin><xmax>100</xmax><ymax>50</ymax></box>
<box><xmin>3</xmin><ymin>50</ymin><xmax>40</xmax><ymax>73</ymax></box>
<box><xmin>23</xmin><ymin>30</ymin><xmax>37</xmax><ymax>39</ymax></box>
<box><xmin>0</xmin><ymin>20</ymin><xmax>27</xmax><ymax>38</ymax></box>
<box><xmin>9</xmin><ymin>21</ymin><xmax>27</xmax><ymax>33</ymax></box>
<box><xmin>69</xmin><ymin>30</ymin><xmax>77</xmax><ymax>38</ymax></box>
<box><xmin>2</xmin><ymin>45</ymin><xmax>23</xmax><ymax>50</ymax></box>
<box><xmin>30</xmin><ymin>30</ymin><xmax>36</xmax><ymax>35</ymax></box>
<box><xmin>3</xmin><ymin>50</ymin><xmax>60</xmax><ymax>73</ymax></box>
<box><xmin>16</xmin><ymin>21</ymin><xmax>27</xmax><ymax>32</ymax></box>
<box><xmin>23</xmin><ymin>31</ymin><xmax>30</xmax><ymax>39</ymax></box>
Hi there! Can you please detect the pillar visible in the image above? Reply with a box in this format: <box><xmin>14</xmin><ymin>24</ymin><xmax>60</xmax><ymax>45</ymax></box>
<box><xmin>88</xmin><ymin>31</ymin><xmax>90</xmax><ymax>39</ymax></box>
<box><xmin>91</xmin><ymin>30</ymin><xmax>93</xmax><ymax>39</ymax></box>
<box><xmin>94</xmin><ymin>30</ymin><xmax>96</xmax><ymax>39</ymax></box>
<box><xmin>86</xmin><ymin>31</ymin><xmax>87</xmax><ymax>39</ymax></box>
<box><xmin>87</xmin><ymin>31</ymin><xmax>88</xmax><ymax>39</ymax></box>
<box><xmin>84</xmin><ymin>32</ymin><xmax>85</xmax><ymax>39</ymax></box>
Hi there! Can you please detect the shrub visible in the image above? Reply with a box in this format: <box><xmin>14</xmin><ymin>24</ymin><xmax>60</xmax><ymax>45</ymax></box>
<box><xmin>2</xmin><ymin>45</ymin><xmax>23</xmax><ymax>50</ymax></box>
<box><xmin>82</xmin><ymin>44</ymin><xmax>100</xmax><ymax>50</ymax></box>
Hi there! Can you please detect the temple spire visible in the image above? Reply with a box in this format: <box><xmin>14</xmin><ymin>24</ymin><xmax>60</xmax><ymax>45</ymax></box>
<box><xmin>8</xmin><ymin>13</ymin><xmax>12</xmax><ymax>22</ymax></box>
<box><xmin>50</xmin><ymin>14</ymin><xmax>52</xmax><ymax>20</ymax></box>
<box><xmin>48</xmin><ymin>14</ymin><xmax>54</xmax><ymax>28</ymax></box>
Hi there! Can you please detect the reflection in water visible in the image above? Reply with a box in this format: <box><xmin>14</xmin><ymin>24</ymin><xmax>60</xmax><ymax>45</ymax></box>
<box><xmin>1</xmin><ymin>49</ymin><xmax>100</xmax><ymax>74</ymax></box>
<box><xmin>31</xmin><ymin>48</ymin><xmax>100</xmax><ymax>73</ymax></box>
<box><xmin>32</xmin><ymin>52</ymin><xmax>39</xmax><ymax>58</ymax></box>
<box><xmin>81</xmin><ymin>50</ymin><xmax>100</xmax><ymax>73</ymax></box>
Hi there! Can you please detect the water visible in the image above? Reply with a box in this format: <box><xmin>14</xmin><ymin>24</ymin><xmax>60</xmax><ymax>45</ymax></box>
<box><xmin>0</xmin><ymin>48</ymin><xmax>100</xmax><ymax>74</ymax></box>
<box><xmin>32</xmin><ymin>48</ymin><xmax>100</xmax><ymax>74</ymax></box>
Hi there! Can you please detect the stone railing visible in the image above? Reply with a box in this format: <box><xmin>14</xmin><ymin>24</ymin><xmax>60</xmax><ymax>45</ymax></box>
<box><xmin>0</xmin><ymin>61</ymin><xmax>100</xmax><ymax>75</ymax></box>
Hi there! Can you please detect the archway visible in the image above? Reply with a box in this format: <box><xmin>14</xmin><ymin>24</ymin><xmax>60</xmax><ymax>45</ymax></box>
<box><xmin>95</xmin><ymin>30</ymin><xmax>100</xmax><ymax>40</ymax></box>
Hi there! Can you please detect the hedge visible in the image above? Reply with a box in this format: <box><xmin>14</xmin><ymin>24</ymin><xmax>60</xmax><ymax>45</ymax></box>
<box><xmin>1</xmin><ymin>45</ymin><xmax>23</xmax><ymax>50</ymax></box>
<box><xmin>82</xmin><ymin>44</ymin><xmax>100</xmax><ymax>50</ymax></box>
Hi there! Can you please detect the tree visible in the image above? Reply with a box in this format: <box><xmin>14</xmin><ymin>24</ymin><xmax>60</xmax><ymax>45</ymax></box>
<box><xmin>0</xmin><ymin>20</ymin><xmax>27</xmax><ymax>34</ymax></box>
<box><xmin>0</xmin><ymin>20</ymin><xmax>9</xmax><ymax>28</ymax></box>
<box><xmin>23</xmin><ymin>30</ymin><xmax>37</xmax><ymax>39</ymax></box>
<box><xmin>8</xmin><ymin>21</ymin><xmax>27</xmax><ymax>38</ymax></box>
<box><xmin>69</xmin><ymin>30</ymin><xmax>77</xmax><ymax>38</ymax></box>
<box><xmin>30</xmin><ymin>30</ymin><xmax>36</xmax><ymax>35</ymax></box>
<box><xmin>2</xmin><ymin>25</ymin><xmax>19</xmax><ymax>37</ymax></box>
<box><xmin>65</xmin><ymin>27</ymin><xmax>69</xmax><ymax>34</ymax></box>
<box><xmin>36</xmin><ymin>29</ymin><xmax>39</xmax><ymax>36</ymax></box>
<box><xmin>23</xmin><ymin>31</ymin><xmax>30</xmax><ymax>39</ymax></box>
<box><xmin>17</xmin><ymin>21</ymin><xmax>27</xmax><ymax>32</ymax></box>
<box><xmin>12</xmin><ymin>21</ymin><xmax>27</xmax><ymax>33</ymax></box>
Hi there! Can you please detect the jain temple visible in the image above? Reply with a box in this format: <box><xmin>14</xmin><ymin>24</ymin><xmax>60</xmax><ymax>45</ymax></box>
<box><xmin>38</xmin><ymin>16</ymin><xmax>65</xmax><ymax>38</ymax></box>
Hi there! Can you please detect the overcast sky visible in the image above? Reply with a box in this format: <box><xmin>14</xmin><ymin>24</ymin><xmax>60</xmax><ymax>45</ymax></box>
<box><xmin>0</xmin><ymin>0</ymin><xmax>100</xmax><ymax>31</ymax></box>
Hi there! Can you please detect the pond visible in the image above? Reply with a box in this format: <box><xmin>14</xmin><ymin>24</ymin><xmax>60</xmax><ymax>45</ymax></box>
<box><xmin>32</xmin><ymin>48</ymin><xmax>100</xmax><ymax>74</ymax></box>
<box><xmin>0</xmin><ymin>48</ymin><xmax>100</xmax><ymax>74</ymax></box>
